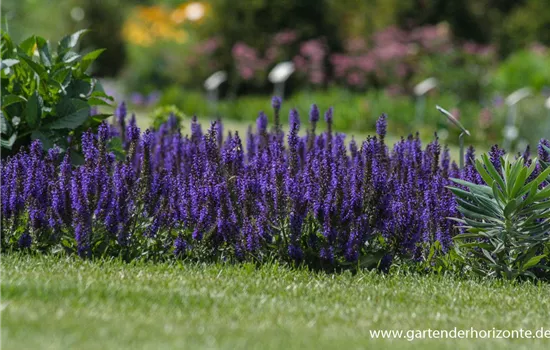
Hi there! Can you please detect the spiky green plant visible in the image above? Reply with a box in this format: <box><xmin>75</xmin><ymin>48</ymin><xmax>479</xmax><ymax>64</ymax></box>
<box><xmin>449</xmin><ymin>154</ymin><xmax>550</xmax><ymax>280</ymax></box>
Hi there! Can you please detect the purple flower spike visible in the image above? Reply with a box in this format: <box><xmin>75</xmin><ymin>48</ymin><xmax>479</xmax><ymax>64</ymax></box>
<box><xmin>376</xmin><ymin>113</ymin><xmax>387</xmax><ymax>140</ymax></box>
<box><xmin>309</xmin><ymin>104</ymin><xmax>320</xmax><ymax>123</ymax></box>
<box><xmin>324</xmin><ymin>107</ymin><xmax>333</xmax><ymax>124</ymax></box>
<box><xmin>271</xmin><ymin>96</ymin><xmax>282</xmax><ymax>112</ymax></box>
<box><xmin>289</xmin><ymin>108</ymin><xmax>300</xmax><ymax>128</ymax></box>
<box><xmin>256</xmin><ymin>112</ymin><xmax>268</xmax><ymax>133</ymax></box>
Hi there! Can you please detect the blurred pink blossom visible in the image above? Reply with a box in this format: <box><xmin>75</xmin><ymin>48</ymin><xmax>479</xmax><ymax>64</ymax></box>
<box><xmin>273</xmin><ymin>30</ymin><xmax>298</xmax><ymax>46</ymax></box>
<box><xmin>293</xmin><ymin>39</ymin><xmax>327</xmax><ymax>85</ymax></box>
<box><xmin>479</xmin><ymin>108</ymin><xmax>492</xmax><ymax>128</ymax></box>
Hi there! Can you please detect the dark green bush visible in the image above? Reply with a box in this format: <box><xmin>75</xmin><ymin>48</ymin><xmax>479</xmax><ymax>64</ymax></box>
<box><xmin>1</xmin><ymin>30</ymin><xmax>112</xmax><ymax>157</ymax></box>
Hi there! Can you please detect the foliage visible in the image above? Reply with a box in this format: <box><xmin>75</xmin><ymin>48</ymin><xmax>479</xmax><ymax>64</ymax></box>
<box><xmin>150</xmin><ymin>105</ymin><xmax>186</xmax><ymax>129</ymax></box>
<box><xmin>449</xmin><ymin>152</ymin><xmax>550</xmax><ymax>280</ymax></box>
<box><xmin>0</xmin><ymin>30</ymin><xmax>113</xmax><ymax>156</ymax></box>
<box><xmin>491</xmin><ymin>49</ymin><xmax>550</xmax><ymax>94</ymax></box>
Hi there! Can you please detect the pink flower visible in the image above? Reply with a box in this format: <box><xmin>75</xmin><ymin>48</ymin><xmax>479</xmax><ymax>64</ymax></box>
<box><xmin>479</xmin><ymin>108</ymin><xmax>492</xmax><ymax>128</ymax></box>
<box><xmin>347</xmin><ymin>71</ymin><xmax>365</xmax><ymax>87</ymax></box>
<box><xmin>273</xmin><ymin>30</ymin><xmax>298</xmax><ymax>45</ymax></box>
<box><xmin>239</xmin><ymin>66</ymin><xmax>254</xmax><ymax>80</ymax></box>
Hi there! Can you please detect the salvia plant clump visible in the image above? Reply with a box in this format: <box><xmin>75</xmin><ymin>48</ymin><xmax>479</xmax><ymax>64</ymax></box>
<box><xmin>0</xmin><ymin>100</ymin><xmax>477</xmax><ymax>266</ymax></box>
<box><xmin>1</xmin><ymin>101</ymin><xmax>549</xmax><ymax>275</ymax></box>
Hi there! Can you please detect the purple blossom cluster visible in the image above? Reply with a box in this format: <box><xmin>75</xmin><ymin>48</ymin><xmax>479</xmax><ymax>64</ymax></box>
<box><xmin>4</xmin><ymin>101</ymin><xmax>547</xmax><ymax>265</ymax></box>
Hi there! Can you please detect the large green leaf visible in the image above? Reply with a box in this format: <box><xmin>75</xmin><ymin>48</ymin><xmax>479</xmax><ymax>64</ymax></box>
<box><xmin>57</xmin><ymin>29</ymin><xmax>88</xmax><ymax>56</ymax></box>
<box><xmin>51</xmin><ymin>67</ymin><xmax>72</xmax><ymax>89</ymax></box>
<box><xmin>63</xmin><ymin>51</ymin><xmax>81</xmax><ymax>64</ymax></box>
<box><xmin>35</xmin><ymin>36</ymin><xmax>52</xmax><ymax>67</ymax></box>
<box><xmin>1</xmin><ymin>94</ymin><xmax>26</xmax><ymax>108</ymax></box>
<box><xmin>48</xmin><ymin>98</ymin><xmax>90</xmax><ymax>129</ymax></box>
<box><xmin>18</xmin><ymin>54</ymin><xmax>48</xmax><ymax>80</ymax></box>
<box><xmin>0</xmin><ymin>133</ymin><xmax>17</xmax><ymax>149</ymax></box>
<box><xmin>18</xmin><ymin>36</ymin><xmax>36</xmax><ymax>56</ymax></box>
<box><xmin>481</xmin><ymin>154</ymin><xmax>507</xmax><ymax>196</ymax></box>
<box><xmin>80</xmin><ymin>48</ymin><xmax>105</xmax><ymax>73</ymax></box>
<box><xmin>0</xmin><ymin>59</ymin><xmax>20</xmax><ymax>70</ymax></box>
<box><xmin>26</xmin><ymin>91</ymin><xmax>42</xmax><ymax>129</ymax></box>
<box><xmin>523</xmin><ymin>255</ymin><xmax>547</xmax><ymax>270</ymax></box>
<box><xmin>67</xmin><ymin>80</ymin><xmax>92</xmax><ymax>98</ymax></box>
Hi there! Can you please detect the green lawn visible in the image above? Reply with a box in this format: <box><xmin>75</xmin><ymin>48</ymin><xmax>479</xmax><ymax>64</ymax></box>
<box><xmin>2</xmin><ymin>254</ymin><xmax>549</xmax><ymax>350</ymax></box>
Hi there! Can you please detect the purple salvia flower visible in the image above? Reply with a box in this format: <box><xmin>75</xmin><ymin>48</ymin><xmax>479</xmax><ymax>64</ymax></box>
<box><xmin>309</xmin><ymin>104</ymin><xmax>320</xmax><ymax>123</ymax></box>
<box><xmin>489</xmin><ymin>144</ymin><xmax>506</xmax><ymax>173</ymax></box>
<box><xmin>256</xmin><ymin>111</ymin><xmax>268</xmax><ymax>134</ymax></box>
<box><xmin>538</xmin><ymin>139</ymin><xmax>550</xmax><ymax>162</ymax></box>
<box><xmin>272</xmin><ymin>96</ymin><xmax>282</xmax><ymax>132</ymax></box>
<box><xmin>376</xmin><ymin>114</ymin><xmax>387</xmax><ymax>141</ymax></box>
<box><xmin>18</xmin><ymin>232</ymin><xmax>32</xmax><ymax>249</ymax></box>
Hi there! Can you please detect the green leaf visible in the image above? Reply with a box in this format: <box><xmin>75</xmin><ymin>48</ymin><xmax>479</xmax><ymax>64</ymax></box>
<box><xmin>108</xmin><ymin>136</ymin><xmax>126</xmax><ymax>161</ymax></box>
<box><xmin>482</xmin><ymin>249</ymin><xmax>497</xmax><ymax>265</ymax></box>
<box><xmin>0</xmin><ymin>133</ymin><xmax>17</xmax><ymax>149</ymax></box>
<box><xmin>533</xmin><ymin>186</ymin><xmax>550</xmax><ymax>202</ymax></box>
<box><xmin>67</xmin><ymin>80</ymin><xmax>92</xmax><ymax>98</ymax></box>
<box><xmin>49</xmin><ymin>98</ymin><xmax>90</xmax><ymax>129</ymax></box>
<box><xmin>18</xmin><ymin>54</ymin><xmax>48</xmax><ymax>80</ymax></box>
<box><xmin>533</xmin><ymin>167</ymin><xmax>550</xmax><ymax>187</ymax></box>
<box><xmin>1</xmin><ymin>94</ymin><xmax>26</xmax><ymax>108</ymax></box>
<box><xmin>453</xmin><ymin>233</ymin><xmax>483</xmax><ymax>240</ymax></box>
<box><xmin>35</xmin><ymin>36</ymin><xmax>52</xmax><ymax>67</ymax></box>
<box><xmin>70</xmin><ymin>151</ymin><xmax>86</xmax><ymax>165</ymax></box>
<box><xmin>58</xmin><ymin>29</ymin><xmax>88</xmax><ymax>56</ymax></box>
<box><xmin>80</xmin><ymin>48</ymin><xmax>105</xmax><ymax>72</ymax></box>
<box><xmin>51</xmin><ymin>68</ymin><xmax>72</xmax><ymax>88</ymax></box>
<box><xmin>450</xmin><ymin>178</ymin><xmax>493</xmax><ymax>196</ymax></box>
<box><xmin>26</xmin><ymin>91</ymin><xmax>42</xmax><ymax>129</ymax></box>
<box><xmin>62</xmin><ymin>51</ymin><xmax>81</xmax><ymax>64</ymax></box>
<box><xmin>503</xmin><ymin>198</ymin><xmax>519</xmax><ymax>218</ymax></box>
<box><xmin>88</xmin><ymin>97</ymin><xmax>112</xmax><ymax>107</ymax></box>
<box><xmin>474</xmin><ymin>159</ymin><xmax>495</xmax><ymax>188</ymax></box>
<box><xmin>481</xmin><ymin>154</ymin><xmax>507</xmax><ymax>196</ymax></box>
<box><xmin>18</xmin><ymin>35</ymin><xmax>36</xmax><ymax>55</ymax></box>
<box><xmin>0</xmin><ymin>59</ymin><xmax>20</xmax><ymax>70</ymax></box>
<box><xmin>491</xmin><ymin>181</ymin><xmax>506</xmax><ymax>207</ymax></box>
<box><xmin>509</xmin><ymin>164</ymin><xmax>527</xmax><ymax>198</ymax></box>
<box><xmin>523</xmin><ymin>255</ymin><xmax>546</xmax><ymax>270</ymax></box>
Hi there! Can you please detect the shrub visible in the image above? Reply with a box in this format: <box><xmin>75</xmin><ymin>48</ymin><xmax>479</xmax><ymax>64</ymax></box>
<box><xmin>0</xmin><ymin>30</ymin><xmax>112</xmax><ymax>157</ymax></box>
<box><xmin>449</xmin><ymin>150</ymin><xmax>550</xmax><ymax>279</ymax></box>
<box><xmin>491</xmin><ymin>49</ymin><xmax>550</xmax><ymax>94</ymax></box>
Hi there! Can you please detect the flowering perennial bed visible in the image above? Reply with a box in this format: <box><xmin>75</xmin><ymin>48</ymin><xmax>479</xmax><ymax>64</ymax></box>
<box><xmin>2</xmin><ymin>100</ymin><xmax>549</xmax><ymax>270</ymax></box>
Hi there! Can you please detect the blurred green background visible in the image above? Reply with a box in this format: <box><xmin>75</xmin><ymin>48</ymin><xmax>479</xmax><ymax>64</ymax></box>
<box><xmin>2</xmin><ymin>0</ymin><xmax>550</xmax><ymax>149</ymax></box>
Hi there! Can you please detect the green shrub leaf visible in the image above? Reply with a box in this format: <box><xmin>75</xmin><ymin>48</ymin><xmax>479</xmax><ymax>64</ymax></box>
<box><xmin>26</xmin><ymin>91</ymin><xmax>42</xmax><ymax>129</ymax></box>
<box><xmin>49</xmin><ymin>98</ymin><xmax>90</xmax><ymax>129</ymax></box>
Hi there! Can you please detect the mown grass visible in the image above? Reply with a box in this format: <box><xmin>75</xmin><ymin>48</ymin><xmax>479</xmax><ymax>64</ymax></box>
<box><xmin>2</xmin><ymin>254</ymin><xmax>549</xmax><ymax>350</ymax></box>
